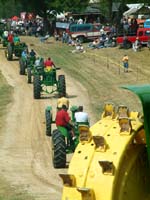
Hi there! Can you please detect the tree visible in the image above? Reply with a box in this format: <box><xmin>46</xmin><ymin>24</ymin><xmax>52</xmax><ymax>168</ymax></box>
<box><xmin>14</xmin><ymin>0</ymin><xmax>89</xmax><ymax>33</ymax></box>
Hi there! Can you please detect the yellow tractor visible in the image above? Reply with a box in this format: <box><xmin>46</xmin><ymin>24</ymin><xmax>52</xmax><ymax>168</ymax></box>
<box><xmin>60</xmin><ymin>85</ymin><xmax>150</xmax><ymax>200</ymax></box>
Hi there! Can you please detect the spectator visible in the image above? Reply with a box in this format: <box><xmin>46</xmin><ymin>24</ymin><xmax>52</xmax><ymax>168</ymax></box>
<box><xmin>62</xmin><ymin>31</ymin><xmax>66</xmax><ymax>43</ymax></box>
<box><xmin>40</xmin><ymin>33</ymin><xmax>49</xmax><ymax>42</ymax></box>
<box><xmin>122</xmin><ymin>55</ymin><xmax>129</xmax><ymax>72</ymax></box>
<box><xmin>121</xmin><ymin>36</ymin><xmax>131</xmax><ymax>49</ymax></box>
<box><xmin>88</xmin><ymin>38</ymin><xmax>100</xmax><ymax>49</ymax></box>
<box><xmin>74</xmin><ymin>106</ymin><xmax>90</xmax><ymax>125</ymax></box>
<box><xmin>132</xmin><ymin>37</ymin><xmax>141</xmax><ymax>52</ymax></box>
<box><xmin>77</xmin><ymin>18</ymin><xmax>83</xmax><ymax>24</ymax></box>
<box><xmin>72</xmin><ymin>43</ymin><xmax>85</xmax><ymax>53</ymax></box>
<box><xmin>147</xmin><ymin>38</ymin><xmax>150</xmax><ymax>50</ymax></box>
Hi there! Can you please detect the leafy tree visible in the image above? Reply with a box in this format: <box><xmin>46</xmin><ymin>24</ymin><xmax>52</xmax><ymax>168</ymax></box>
<box><xmin>0</xmin><ymin>0</ymin><xmax>22</xmax><ymax>18</ymax></box>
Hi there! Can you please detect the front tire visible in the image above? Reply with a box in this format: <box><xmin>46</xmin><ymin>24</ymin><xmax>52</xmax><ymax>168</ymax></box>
<box><xmin>27</xmin><ymin>68</ymin><xmax>32</xmax><ymax>83</ymax></box>
<box><xmin>33</xmin><ymin>75</ymin><xmax>41</xmax><ymax>99</ymax></box>
<box><xmin>51</xmin><ymin>129</ymin><xmax>66</xmax><ymax>168</ymax></box>
<box><xmin>7</xmin><ymin>43</ymin><xmax>13</xmax><ymax>61</ymax></box>
<box><xmin>58</xmin><ymin>75</ymin><xmax>66</xmax><ymax>97</ymax></box>
<box><xmin>45</xmin><ymin>109</ymin><xmax>52</xmax><ymax>136</ymax></box>
<box><xmin>19</xmin><ymin>58</ymin><xmax>26</xmax><ymax>75</ymax></box>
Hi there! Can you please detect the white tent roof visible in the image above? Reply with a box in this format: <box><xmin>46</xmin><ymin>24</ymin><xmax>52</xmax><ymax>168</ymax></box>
<box><xmin>123</xmin><ymin>4</ymin><xmax>144</xmax><ymax>16</ymax></box>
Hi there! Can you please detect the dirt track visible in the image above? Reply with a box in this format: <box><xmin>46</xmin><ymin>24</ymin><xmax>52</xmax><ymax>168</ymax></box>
<box><xmin>0</xmin><ymin>45</ymin><xmax>95</xmax><ymax>199</ymax></box>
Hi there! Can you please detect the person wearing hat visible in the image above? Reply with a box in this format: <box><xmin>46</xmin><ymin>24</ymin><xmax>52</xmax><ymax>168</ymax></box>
<box><xmin>55</xmin><ymin>104</ymin><xmax>75</xmax><ymax>139</ymax></box>
<box><xmin>132</xmin><ymin>37</ymin><xmax>141</xmax><ymax>52</ymax></box>
<box><xmin>57</xmin><ymin>94</ymin><xmax>69</xmax><ymax>110</ymax></box>
<box><xmin>122</xmin><ymin>55</ymin><xmax>129</xmax><ymax>72</ymax></box>
<box><xmin>74</xmin><ymin>106</ymin><xmax>90</xmax><ymax>125</ymax></box>
<box><xmin>13</xmin><ymin>34</ymin><xmax>20</xmax><ymax>45</ymax></box>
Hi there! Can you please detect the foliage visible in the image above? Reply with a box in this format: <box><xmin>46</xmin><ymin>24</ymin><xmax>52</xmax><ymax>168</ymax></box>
<box><xmin>0</xmin><ymin>0</ymin><xmax>22</xmax><ymax>18</ymax></box>
<box><xmin>0</xmin><ymin>0</ymin><xmax>89</xmax><ymax>19</ymax></box>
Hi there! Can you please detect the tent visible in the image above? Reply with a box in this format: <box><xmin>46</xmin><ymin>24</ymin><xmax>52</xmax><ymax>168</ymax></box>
<box><xmin>11</xmin><ymin>16</ymin><xmax>19</xmax><ymax>21</ymax></box>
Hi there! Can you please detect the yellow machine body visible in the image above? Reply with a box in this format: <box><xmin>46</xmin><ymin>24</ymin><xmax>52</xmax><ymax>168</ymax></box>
<box><xmin>61</xmin><ymin>103</ymin><xmax>150</xmax><ymax>200</ymax></box>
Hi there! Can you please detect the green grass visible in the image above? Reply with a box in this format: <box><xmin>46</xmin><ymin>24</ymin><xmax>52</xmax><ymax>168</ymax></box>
<box><xmin>24</xmin><ymin>36</ymin><xmax>147</xmax><ymax>119</ymax></box>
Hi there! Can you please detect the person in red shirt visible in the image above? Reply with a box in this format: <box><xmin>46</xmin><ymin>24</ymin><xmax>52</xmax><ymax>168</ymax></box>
<box><xmin>44</xmin><ymin>57</ymin><xmax>55</xmax><ymax>68</ymax></box>
<box><xmin>55</xmin><ymin>104</ymin><xmax>75</xmax><ymax>139</ymax></box>
<box><xmin>7</xmin><ymin>32</ymin><xmax>14</xmax><ymax>43</ymax></box>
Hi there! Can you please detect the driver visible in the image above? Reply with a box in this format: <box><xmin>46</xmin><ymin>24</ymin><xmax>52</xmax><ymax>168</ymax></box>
<box><xmin>74</xmin><ymin>106</ymin><xmax>90</xmax><ymax>125</ymax></box>
<box><xmin>55</xmin><ymin>104</ymin><xmax>75</xmax><ymax>139</ymax></box>
<box><xmin>44</xmin><ymin>57</ymin><xmax>56</xmax><ymax>71</ymax></box>
<box><xmin>57</xmin><ymin>94</ymin><xmax>69</xmax><ymax>110</ymax></box>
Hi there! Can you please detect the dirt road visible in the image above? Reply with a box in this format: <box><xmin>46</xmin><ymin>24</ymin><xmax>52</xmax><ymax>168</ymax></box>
<box><xmin>0</xmin><ymin>46</ymin><xmax>95</xmax><ymax>199</ymax></box>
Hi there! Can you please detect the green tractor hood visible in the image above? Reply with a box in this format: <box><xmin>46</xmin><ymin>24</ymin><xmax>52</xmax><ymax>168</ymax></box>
<box><xmin>122</xmin><ymin>84</ymin><xmax>150</xmax><ymax>166</ymax></box>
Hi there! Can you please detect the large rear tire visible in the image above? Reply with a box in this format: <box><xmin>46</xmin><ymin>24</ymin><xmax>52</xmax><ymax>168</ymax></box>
<box><xmin>112</xmin><ymin>145</ymin><xmax>150</xmax><ymax>200</ymax></box>
<box><xmin>19</xmin><ymin>58</ymin><xmax>26</xmax><ymax>75</ymax></box>
<box><xmin>33</xmin><ymin>75</ymin><xmax>41</xmax><ymax>99</ymax></box>
<box><xmin>51</xmin><ymin>129</ymin><xmax>66</xmax><ymax>168</ymax></box>
<box><xmin>58</xmin><ymin>75</ymin><xmax>66</xmax><ymax>97</ymax></box>
<box><xmin>45</xmin><ymin>109</ymin><xmax>52</xmax><ymax>136</ymax></box>
<box><xmin>27</xmin><ymin>68</ymin><xmax>32</xmax><ymax>83</ymax></box>
<box><xmin>7</xmin><ymin>43</ymin><xmax>13</xmax><ymax>61</ymax></box>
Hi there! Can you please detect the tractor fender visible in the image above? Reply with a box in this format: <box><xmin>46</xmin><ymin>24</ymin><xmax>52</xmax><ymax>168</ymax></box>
<box><xmin>57</xmin><ymin>126</ymin><xmax>68</xmax><ymax>138</ymax></box>
<box><xmin>45</xmin><ymin>105</ymin><xmax>52</xmax><ymax>112</ymax></box>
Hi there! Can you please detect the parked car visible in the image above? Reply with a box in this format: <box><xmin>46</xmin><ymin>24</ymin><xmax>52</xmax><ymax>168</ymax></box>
<box><xmin>67</xmin><ymin>23</ymin><xmax>101</xmax><ymax>43</ymax></box>
<box><xmin>116</xmin><ymin>27</ymin><xmax>150</xmax><ymax>47</ymax></box>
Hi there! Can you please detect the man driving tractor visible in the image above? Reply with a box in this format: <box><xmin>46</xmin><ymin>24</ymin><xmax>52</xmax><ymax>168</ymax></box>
<box><xmin>55</xmin><ymin>104</ymin><xmax>76</xmax><ymax>139</ymax></box>
<box><xmin>44</xmin><ymin>57</ymin><xmax>56</xmax><ymax>72</ymax></box>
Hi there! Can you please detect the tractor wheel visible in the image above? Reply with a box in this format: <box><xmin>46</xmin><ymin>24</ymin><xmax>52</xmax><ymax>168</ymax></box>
<box><xmin>7</xmin><ymin>43</ymin><xmax>13</xmax><ymax>61</ymax></box>
<box><xmin>112</xmin><ymin>145</ymin><xmax>150</xmax><ymax>200</ymax></box>
<box><xmin>27</xmin><ymin>68</ymin><xmax>32</xmax><ymax>83</ymax></box>
<box><xmin>51</xmin><ymin>129</ymin><xmax>66</xmax><ymax>168</ymax></box>
<box><xmin>45</xmin><ymin>109</ymin><xmax>52</xmax><ymax>136</ymax></box>
<box><xmin>33</xmin><ymin>75</ymin><xmax>41</xmax><ymax>99</ymax></box>
<box><xmin>58</xmin><ymin>75</ymin><xmax>66</xmax><ymax>97</ymax></box>
<box><xmin>19</xmin><ymin>59</ymin><xmax>26</xmax><ymax>75</ymax></box>
<box><xmin>77</xmin><ymin>36</ymin><xmax>85</xmax><ymax>43</ymax></box>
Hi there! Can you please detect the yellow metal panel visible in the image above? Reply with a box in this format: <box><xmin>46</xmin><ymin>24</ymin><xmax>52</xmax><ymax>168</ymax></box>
<box><xmin>62</xmin><ymin>112</ymin><xmax>146</xmax><ymax>200</ymax></box>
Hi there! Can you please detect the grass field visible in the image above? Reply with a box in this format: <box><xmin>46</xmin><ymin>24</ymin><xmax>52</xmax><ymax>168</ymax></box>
<box><xmin>24</xmin><ymin>36</ymin><xmax>150</xmax><ymax>119</ymax></box>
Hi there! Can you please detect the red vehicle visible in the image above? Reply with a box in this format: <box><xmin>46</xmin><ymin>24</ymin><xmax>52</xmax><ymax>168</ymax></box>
<box><xmin>116</xmin><ymin>28</ymin><xmax>150</xmax><ymax>47</ymax></box>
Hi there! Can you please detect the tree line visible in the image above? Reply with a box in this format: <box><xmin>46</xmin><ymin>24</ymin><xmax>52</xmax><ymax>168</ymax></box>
<box><xmin>0</xmin><ymin>0</ymin><xmax>149</xmax><ymax>22</ymax></box>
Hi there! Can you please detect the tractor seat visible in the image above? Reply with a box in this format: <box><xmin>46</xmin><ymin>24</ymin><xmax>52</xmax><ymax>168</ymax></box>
<box><xmin>117</xmin><ymin>105</ymin><xmax>130</xmax><ymax>118</ymax></box>
<box><xmin>101</xmin><ymin>102</ymin><xmax>116</xmax><ymax>119</ymax></box>
<box><xmin>75</xmin><ymin>121</ymin><xmax>89</xmax><ymax>127</ymax></box>
<box><xmin>14</xmin><ymin>41</ymin><xmax>20</xmax><ymax>46</ymax></box>
<box><xmin>44</xmin><ymin>66</ymin><xmax>52</xmax><ymax>72</ymax></box>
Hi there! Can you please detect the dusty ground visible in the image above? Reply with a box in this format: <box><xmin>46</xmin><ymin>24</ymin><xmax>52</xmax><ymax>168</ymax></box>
<box><xmin>0</xmin><ymin>46</ymin><xmax>95</xmax><ymax>199</ymax></box>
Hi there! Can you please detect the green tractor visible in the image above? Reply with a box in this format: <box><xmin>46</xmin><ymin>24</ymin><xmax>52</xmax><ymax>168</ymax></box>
<box><xmin>5</xmin><ymin>42</ymin><xmax>28</xmax><ymax>61</ymax></box>
<box><xmin>26</xmin><ymin>56</ymin><xmax>44</xmax><ymax>84</ymax></box>
<box><xmin>33</xmin><ymin>63</ymin><xmax>66</xmax><ymax>99</ymax></box>
<box><xmin>45</xmin><ymin>105</ymin><xmax>89</xmax><ymax>168</ymax></box>
<box><xmin>0</xmin><ymin>22</ymin><xmax>6</xmax><ymax>43</ymax></box>
<box><xmin>19</xmin><ymin>55</ymin><xmax>36</xmax><ymax>76</ymax></box>
<box><xmin>1</xmin><ymin>34</ymin><xmax>8</xmax><ymax>47</ymax></box>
